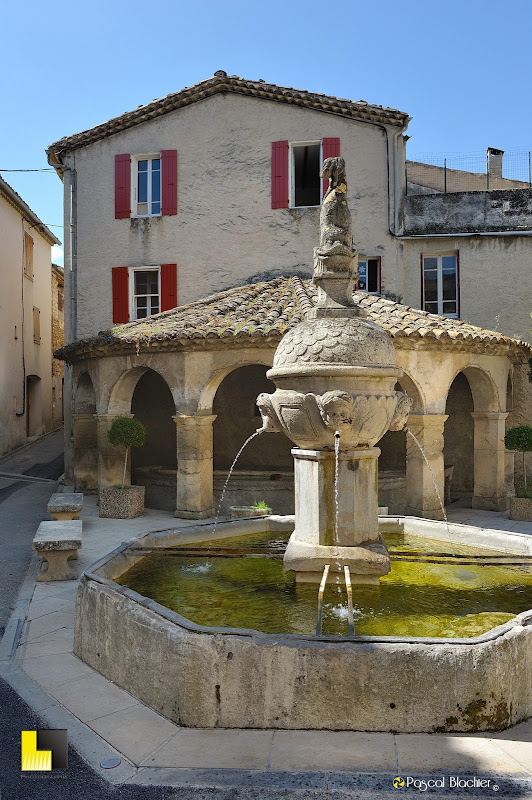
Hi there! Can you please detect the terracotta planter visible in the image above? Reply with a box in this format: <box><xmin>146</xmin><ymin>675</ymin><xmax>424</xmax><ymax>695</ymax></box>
<box><xmin>99</xmin><ymin>486</ymin><xmax>145</xmax><ymax>519</ymax></box>
<box><xmin>509</xmin><ymin>497</ymin><xmax>532</xmax><ymax>521</ymax></box>
<box><xmin>230</xmin><ymin>506</ymin><xmax>271</xmax><ymax>519</ymax></box>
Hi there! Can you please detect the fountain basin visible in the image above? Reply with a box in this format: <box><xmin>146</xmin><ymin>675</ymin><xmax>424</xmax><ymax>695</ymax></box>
<box><xmin>74</xmin><ymin>515</ymin><xmax>532</xmax><ymax>733</ymax></box>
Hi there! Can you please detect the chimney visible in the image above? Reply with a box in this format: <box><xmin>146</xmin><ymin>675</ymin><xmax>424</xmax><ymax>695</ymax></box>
<box><xmin>487</xmin><ymin>147</ymin><xmax>504</xmax><ymax>178</ymax></box>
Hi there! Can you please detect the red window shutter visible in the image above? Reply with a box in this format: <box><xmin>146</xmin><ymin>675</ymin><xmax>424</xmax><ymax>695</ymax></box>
<box><xmin>112</xmin><ymin>267</ymin><xmax>129</xmax><ymax>323</ymax></box>
<box><xmin>160</xmin><ymin>263</ymin><xmax>178</xmax><ymax>311</ymax></box>
<box><xmin>322</xmin><ymin>137</ymin><xmax>341</xmax><ymax>198</ymax></box>
<box><xmin>115</xmin><ymin>154</ymin><xmax>131</xmax><ymax>219</ymax></box>
<box><xmin>271</xmin><ymin>141</ymin><xmax>289</xmax><ymax>209</ymax></box>
<box><xmin>161</xmin><ymin>150</ymin><xmax>178</xmax><ymax>216</ymax></box>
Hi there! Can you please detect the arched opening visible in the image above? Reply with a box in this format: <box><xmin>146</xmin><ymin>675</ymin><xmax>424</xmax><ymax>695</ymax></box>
<box><xmin>130</xmin><ymin>369</ymin><xmax>176</xmax><ymax>509</ymax></box>
<box><xmin>26</xmin><ymin>375</ymin><xmax>42</xmax><ymax>437</ymax></box>
<box><xmin>378</xmin><ymin>379</ymin><xmax>417</xmax><ymax>514</ymax></box>
<box><xmin>444</xmin><ymin>372</ymin><xmax>474</xmax><ymax>500</ymax></box>
<box><xmin>212</xmin><ymin>365</ymin><xmax>294</xmax><ymax>513</ymax></box>
<box><xmin>73</xmin><ymin>372</ymin><xmax>98</xmax><ymax>491</ymax></box>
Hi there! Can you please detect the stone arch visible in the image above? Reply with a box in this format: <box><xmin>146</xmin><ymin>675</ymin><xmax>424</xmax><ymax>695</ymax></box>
<box><xmin>212</xmin><ymin>364</ymin><xmax>292</xmax><ymax>472</ymax></box>
<box><xmin>108</xmin><ymin>366</ymin><xmax>177</xmax><ymax>416</ymax></box>
<box><xmin>444</xmin><ymin>364</ymin><xmax>507</xmax><ymax>510</ymax></box>
<box><xmin>377</xmin><ymin>370</ymin><xmax>423</xmax><ymax>514</ymax></box>
<box><xmin>131</xmin><ymin>368</ymin><xmax>177</xmax><ymax>472</ymax></box>
<box><xmin>198</xmin><ymin>358</ymin><xmax>272</xmax><ymax>416</ymax></box>
<box><xmin>444</xmin><ymin>372</ymin><xmax>474</xmax><ymax>496</ymax></box>
<box><xmin>447</xmin><ymin>364</ymin><xmax>500</xmax><ymax>413</ymax></box>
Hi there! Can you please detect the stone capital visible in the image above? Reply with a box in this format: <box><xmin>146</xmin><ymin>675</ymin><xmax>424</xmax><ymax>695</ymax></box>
<box><xmin>172</xmin><ymin>414</ymin><xmax>217</xmax><ymax>428</ymax></box>
<box><xmin>470</xmin><ymin>412</ymin><xmax>509</xmax><ymax>421</ymax></box>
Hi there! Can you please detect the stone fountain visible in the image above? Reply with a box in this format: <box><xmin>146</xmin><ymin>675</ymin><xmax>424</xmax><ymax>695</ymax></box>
<box><xmin>257</xmin><ymin>156</ymin><xmax>412</xmax><ymax>583</ymax></box>
<box><xmin>75</xmin><ymin>155</ymin><xmax>532</xmax><ymax>732</ymax></box>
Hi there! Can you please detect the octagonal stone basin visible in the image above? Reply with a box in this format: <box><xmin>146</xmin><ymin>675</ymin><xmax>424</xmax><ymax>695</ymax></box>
<box><xmin>74</xmin><ymin>516</ymin><xmax>532</xmax><ymax>733</ymax></box>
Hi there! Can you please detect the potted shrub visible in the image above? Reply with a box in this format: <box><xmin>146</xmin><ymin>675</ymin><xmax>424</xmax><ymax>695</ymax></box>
<box><xmin>230</xmin><ymin>500</ymin><xmax>272</xmax><ymax>519</ymax></box>
<box><xmin>99</xmin><ymin>416</ymin><xmax>147</xmax><ymax>519</ymax></box>
<box><xmin>505</xmin><ymin>425</ymin><xmax>532</xmax><ymax>520</ymax></box>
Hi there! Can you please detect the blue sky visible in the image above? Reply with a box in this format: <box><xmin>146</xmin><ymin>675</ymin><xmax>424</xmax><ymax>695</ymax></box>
<box><xmin>2</xmin><ymin>0</ymin><xmax>531</xmax><ymax>265</ymax></box>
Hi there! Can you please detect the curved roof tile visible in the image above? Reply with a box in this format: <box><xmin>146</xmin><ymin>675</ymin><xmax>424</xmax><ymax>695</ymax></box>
<box><xmin>47</xmin><ymin>74</ymin><xmax>409</xmax><ymax>161</ymax></box>
<box><xmin>56</xmin><ymin>276</ymin><xmax>531</xmax><ymax>363</ymax></box>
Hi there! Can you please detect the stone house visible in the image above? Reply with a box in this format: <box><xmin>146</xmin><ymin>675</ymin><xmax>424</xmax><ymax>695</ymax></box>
<box><xmin>0</xmin><ymin>176</ymin><xmax>62</xmax><ymax>456</ymax></box>
<box><xmin>47</xmin><ymin>72</ymin><xmax>532</xmax><ymax>510</ymax></box>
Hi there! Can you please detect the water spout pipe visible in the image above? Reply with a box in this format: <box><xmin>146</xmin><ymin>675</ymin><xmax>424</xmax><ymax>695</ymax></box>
<box><xmin>316</xmin><ymin>564</ymin><xmax>330</xmax><ymax>636</ymax></box>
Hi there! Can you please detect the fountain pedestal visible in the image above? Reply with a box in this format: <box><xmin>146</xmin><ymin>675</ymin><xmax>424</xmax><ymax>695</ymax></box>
<box><xmin>285</xmin><ymin>446</ymin><xmax>389</xmax><ymax>583</ymax></box>
<box><xmin>257</xmin><ymin>156</ymin><xmax>412</xmax><ymax>584</ymax></box>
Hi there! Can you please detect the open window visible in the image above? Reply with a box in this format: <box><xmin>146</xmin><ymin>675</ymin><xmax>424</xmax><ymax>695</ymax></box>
<box><xmin>357</xmin><ymin>258</ymin><xmax>381</xmax><ymax>294</ymax></box>
<box><xmin>290</xmin><ymin>142</ymin><xmax>321</xmax><ymax>207</ymax></box>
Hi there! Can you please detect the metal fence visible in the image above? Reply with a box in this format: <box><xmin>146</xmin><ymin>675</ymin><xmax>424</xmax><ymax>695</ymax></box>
<box><xmin>407</xmin><ymin>150</ymin><xmax>532</xmax><ymax>194</ymax></box>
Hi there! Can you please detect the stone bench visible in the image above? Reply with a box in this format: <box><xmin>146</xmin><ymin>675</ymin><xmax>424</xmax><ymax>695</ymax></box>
<box><xmin>47</xmin><ymin>492</ymin><xmax>83</xmax><ymax>521</ymax></box>
<box><xmin>33</xmin><ymin>521</ymin><xmax>82</xmax><ymax>581</ymax></box>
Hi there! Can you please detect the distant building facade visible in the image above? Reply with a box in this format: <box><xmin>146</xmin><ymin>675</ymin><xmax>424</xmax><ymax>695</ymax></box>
<box><xmin>0</xmin><ymin>176</ymin><xmax>61</xmax><ymax>457</ymax></box>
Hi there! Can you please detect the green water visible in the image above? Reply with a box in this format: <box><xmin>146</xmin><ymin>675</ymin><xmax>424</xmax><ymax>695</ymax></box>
<box><xmin>119</xmin><ymin>531</ymin><xmax>532</xmax><ymax>638</ymax></box>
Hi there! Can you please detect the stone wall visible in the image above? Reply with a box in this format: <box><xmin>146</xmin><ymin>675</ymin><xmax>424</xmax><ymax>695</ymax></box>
<box><xmin>402</xmin><ymin>234</ymin><xmax>532</xmax><ymax>343</ymax></box>
<box><xmin>404</xmin><ymin>189</ymin><xmax>532</xmax><ymax>235</ymax></box>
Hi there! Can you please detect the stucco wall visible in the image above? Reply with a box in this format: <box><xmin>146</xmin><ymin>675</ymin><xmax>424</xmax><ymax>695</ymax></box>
<box><xmin>62</xmin><ymin>93</ymin><xmax>402</xmax><ymax>339</ymax></box>
<box><xmin>402</xmin><ymin>235</ymin><xmax>532</xmax><ymax>343</ymax></box>
<box><xmin>0</xmin><ymin>194</ymin><xmax>54</xmax><ymax>456</ymax></box>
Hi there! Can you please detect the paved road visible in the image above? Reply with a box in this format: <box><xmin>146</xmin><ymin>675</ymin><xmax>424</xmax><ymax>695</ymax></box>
<box><xmin>0</xmin><ymin>430</ymin><xmax>65</xmax><ymax>640</ymax></box>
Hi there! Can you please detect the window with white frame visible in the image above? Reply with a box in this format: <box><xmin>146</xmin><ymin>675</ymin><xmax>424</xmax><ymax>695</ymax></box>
<box><xmin>131</xmin><ymin>267</ymin><xmax>160</xmax><ymax>319</ymax></box>
<box><xmin>290</xmin><ymin>141</ymin><xmax>321</xmax><ymax>207</ymax></box>
<box><xmin>357</xmin><ymin>258</ymin><xmax>381</xmax><ymax>294</ymax></box>
<box><xmin>422</xmin><ymin>253</ymin><xmax>459</xmax><ymax>317</ymax></box>
<box><xmin>132</xmin><ymin>155</ymin><xmax>161</xmax><ymax>216</ymax></box>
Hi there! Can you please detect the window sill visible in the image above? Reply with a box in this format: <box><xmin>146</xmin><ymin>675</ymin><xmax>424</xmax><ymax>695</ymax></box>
<box><xmin>289</xmin><ymin>205</ymin><xmax>321</xmax><ymax>210</ymax></box>
<box><xmin>131</xmin><ymin>214</ymin><xmax>162</xmax><ymax>220</ymax></box>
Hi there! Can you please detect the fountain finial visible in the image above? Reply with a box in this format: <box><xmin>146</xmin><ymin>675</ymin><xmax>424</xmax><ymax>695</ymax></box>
<box><xmin>311</xmin><ymin>157</ymin><xmax>362</xmax><ymax>316</ymax></box>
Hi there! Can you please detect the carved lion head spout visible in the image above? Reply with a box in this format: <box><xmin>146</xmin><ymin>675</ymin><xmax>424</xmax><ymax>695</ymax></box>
<box><xmin>255</xmin><ymin>392</ymin><xmax>282</xmax><ymax>433</ymax></box>
<box><xmin>317</xmin><ymin>391</ymin><xmax>355</xmax><ymax>430</ymax></box>
<box><xmin>388</xmin><ymin>392</ymin><xmax>413</xmax><ymax>432</ymax></box>
<box><xmin>320</xmin><ymin>157</ymin><xmax>346</xmax><ymax>190</ymax></box>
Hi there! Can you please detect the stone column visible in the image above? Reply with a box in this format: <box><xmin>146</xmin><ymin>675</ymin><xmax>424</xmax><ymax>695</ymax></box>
<box><xmin>292</xmin><ymin>447</ymin><xmax>381</xmax><ymax>547</ymax></box>
<box><xmin>405</xmin><ymin>414</ymin><xmax>448</xmax><ymax>520</ymax></box>
<box><xmin>95</xmin><ymin>414</ymin><xmax>133</xmax><ymax>489</ymax></box>
<box><xmin>73</xmin><ymin>413</ymin><xmax>98</xmax><ymax>491</ymax></box>
<box><xmin>174</xmin><ymin>414</ymin><xmax>217</xmax><ymax>519</ymax></box>
<box><xmin>471</xmin><ymin>412</ymin><xmax>509</xmax><ymax>511</ymax></box>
